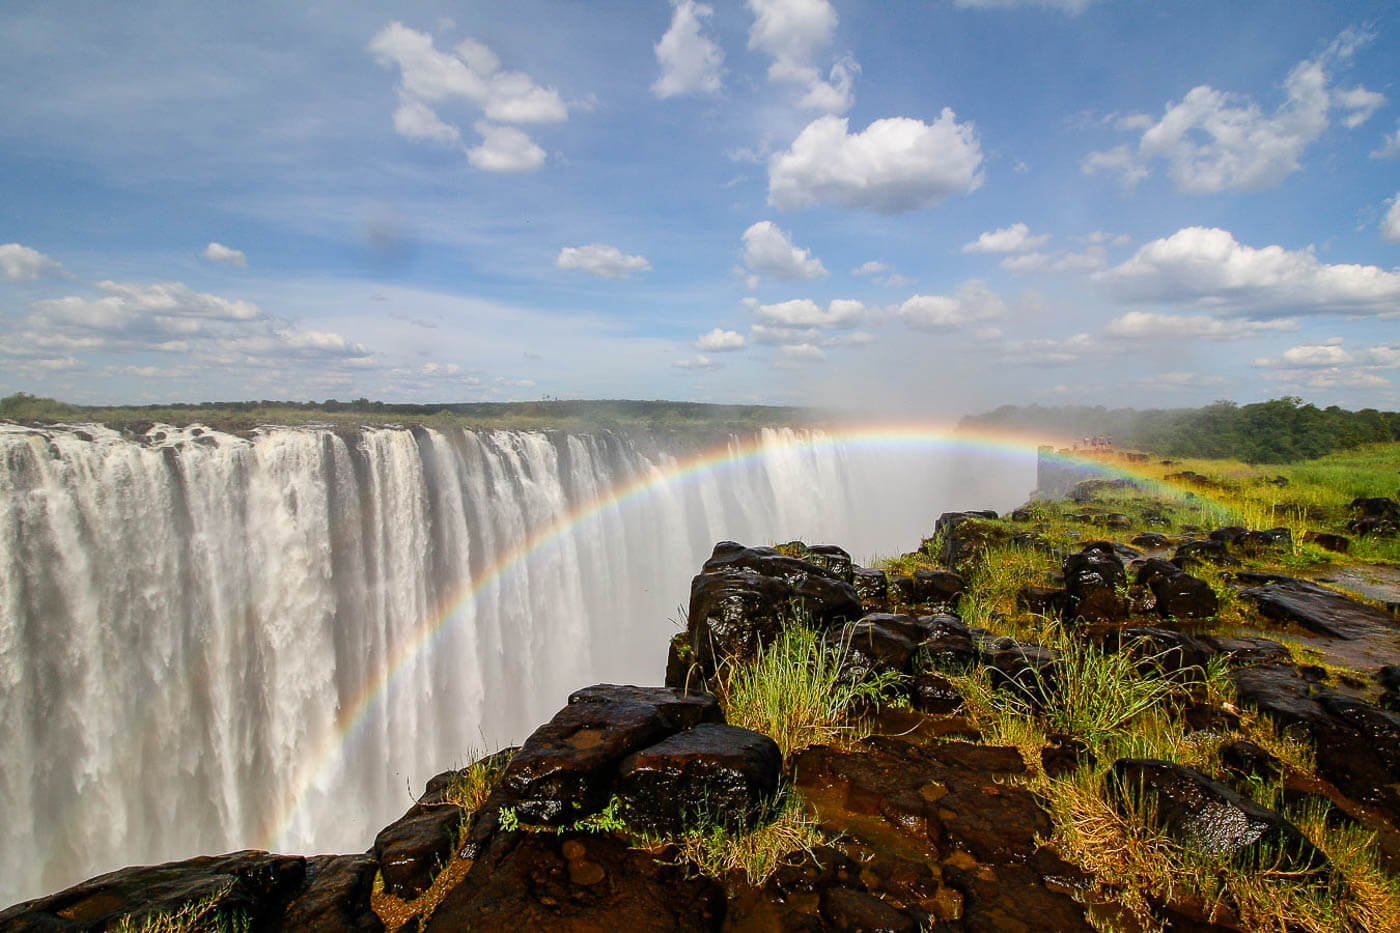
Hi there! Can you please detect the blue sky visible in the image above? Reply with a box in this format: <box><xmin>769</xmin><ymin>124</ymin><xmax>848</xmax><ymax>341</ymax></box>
<box><xmin>2</xmin><ymin>0</ymin><xmax>1398</xmax><ymax>414</ymax></box>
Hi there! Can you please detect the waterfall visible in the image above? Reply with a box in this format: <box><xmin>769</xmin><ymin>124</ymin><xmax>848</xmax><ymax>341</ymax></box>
<box><xmin>0</xmin><ymin>421</ymin><xmax>1032</xmax><ymax>905</ymax></box>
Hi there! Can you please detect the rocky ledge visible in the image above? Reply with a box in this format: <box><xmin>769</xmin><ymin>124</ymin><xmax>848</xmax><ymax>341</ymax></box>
<box><xmin>5</xmin><ymin>490</ymin><xmax>1400</xmax><ymax>932</ymax></box>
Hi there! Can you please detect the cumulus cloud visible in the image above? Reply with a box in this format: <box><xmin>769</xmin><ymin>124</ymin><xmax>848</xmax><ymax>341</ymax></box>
<box><xmin>852</xmin><ymin>260</ymin><xmax>912</xmax><ymax>287</ymax></box>
<box><xmin>468</xmin><ymin>121</ymin><xmax>547</xmax><ymax>172</ymax></box>
<box><xmin>748</xmin><ymin>296</ymin><xmax>868</xmax><ymax>328</ymax></box>
<box><xmin>202</xmin><ymin>242</ymin><xmax>247</xmax><ymax>267</ymax></box>
<box><xmin>741</xmin><ymin>221</ymin><xmax>828</xmax><ymax>280</ymax></box>
<box><xmin>1104</xmin><ymin>311</ymin><xmax>1299</xmax><ymax>340</ymax></box>
<box><xmin>962</xmin><ymin>222</ymin><xmax>1050</xmax><ymax>254</ymax></box>
<box><xmin>1373</xmin><ymin>122</ymin><xmax>1400</xmax><ymax>159</ymax></box>
<box><xmin>747</xmin><ymin>0</ymin><xmax>856</xmax><ymax>113</ymax></box>
<box><xmin>369</xmin><ymin>22</ymin><xmax>568</xmax><ymax>171</ymax></box>
<box><xmin>1099</xmin><ymin>226</ymin><xmax>1400</xmax><ymax>316</ymax></box>
<box><xmin>1000</xmin><ymin>245</ymin><xmax>1108</xmax><ymax>274</ymax></box>
<box><xmin>1083</xmin><ymin>30</ymin><xmax>1384</xmax><ymax>193</ymax></box>
<box><xmin>1381</xmin><ymin>193</ymin><xmax>1400</xmax><ymax>244</ymax></box>
<box><xmin>1252</xmin><ymin>339</ymin><xmax>1400</xmax><ymax>370</ymax></box>
<box><xmin>555</xmin><ymin>243</ymin><xmax>652</xmax><ymax>279</ymax></box>
<box><xmin>954</xmin><ymin>0</ymin><xmax>1100</xmax><ymax>12</ymax></box>
<box><xmin>696</xmin><ymin>327</ymin><xmax>747</xmax><ymax>351</ymax></box>
<box><xmin>0</xmin><ymin>243</ymin><xmax>61</xmax><ymax>281</ymax></box>
<box><xmin>897</xmin><ymin>280</ymin><xmax>1007</xmax><ymax>329</ymax></box>
<box><xmin>653</xmin><ymin>1</ymin><xmax>724</xmax><ymax>98</ymax></box>
<box><xmin>768</xmin><ymin>112</ymin><xmax>983</xmax><ymax>213</ymax></box>
<box><xmin>777</xmin><ymin>342</ymin><xmax>826</xmax><ymax>362</ymax></box>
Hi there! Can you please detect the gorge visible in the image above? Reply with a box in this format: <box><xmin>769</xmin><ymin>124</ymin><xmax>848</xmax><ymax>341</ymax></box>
<box><xmin>0</xmin><ymin>420</ymin><xmax>1032</xmax><ymax>907</ymax></box>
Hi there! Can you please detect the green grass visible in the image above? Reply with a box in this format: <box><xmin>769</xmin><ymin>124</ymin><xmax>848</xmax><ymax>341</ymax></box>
<box><xmin>109</xmin><ymin>885</ymin><xmax>249</xmax><ymax>933</ymax></box>
<box><xmin>722</xmin><ymin>621</ymin><xmax>905</xmax><ymax>758</ymax></box>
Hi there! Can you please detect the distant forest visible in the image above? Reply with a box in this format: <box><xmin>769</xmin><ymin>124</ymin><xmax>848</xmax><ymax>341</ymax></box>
<box><xmin>960</xmin><ymin>398</ymin><xmax>1400</xmax><ymax>463</ymax></box>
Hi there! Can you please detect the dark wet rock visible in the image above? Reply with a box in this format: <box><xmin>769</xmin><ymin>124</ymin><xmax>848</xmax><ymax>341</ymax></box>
<box><xmin>1083</xmin><ymin>539</ymin><xmax>1140</xmax><ymax>561</ymax></box>
<box><xmin>1062</xmin><ymin>546</ymin><xmax>1127</xmax><ymax>622</ymax></box>
<box><xmin>1148</xmin><ymin>567</ymin><xmax>1218</xmax><ymax>620</ymax></box>
<box><xmin>0</xmin><ymin>851</ymin><xmax>306</xmax><ymax>932</ymax></box>
<box><xmin>912</xmin><ymin>569</ymin><xmax>966</xmax><ymax>606</ymax></box>
<box><xmin>915</xmin><ymin>613</ymin><xmax>978</xmax><ymax>673</ymax></box>
<box><xmin>1109</xmin><ymin>759</ymin><xmax>1325</xmax><ymax>871</ymax></box>
<box><xmin>805</xmin><ymin>544</ymin><xmax>854</xmax><ymax>582</ymax></box>
<box><xmin>1011</xmin><ymin>507</ymin><xmax>1032</xmax><ymax>522</ymax></box>
<box><xmin>910</xmin><ymin>671</ymin><xmax>964</xmax><ymax>714</ymax></box>
<box><xmin>935</xmin><ymin>512</ymin><xmax>1010</xmax><ymax>570</ymax></box>
<box><xmin>1099</xmin><ymin>512</ymin><xmax>1133</xmax><ymax>529</ymax></box>
<box><xmin>373</xmin><ymin>803</ymin><xmax>464</xmax><ymax>899</ymax></box>
<box><xmin>888</xmin><ymin>573</ymin><xmax>917</xmax><ymax>605</ymax></box>
<box><xmin>497</xmin><ymin>693</ymin><xmax>673</xmax><ymax>826</ymax></box>
<box><xmin>1208</xmin><ymin>526</ymin><xmax>1248</xmax><ymax>546</ymax></box>
<box><xmin>1241</xmin><ymin>527</ymin><xmax>1292</xmax><ymax>551</ymax></box>
<box><xmin>1352</xmin><ymin>497</ymin><xmax>1400</xmax><ymax>523</ymax></box>
<box><xmin>820</xmin><ymin>886</ymin><xmax>917</xmax><ymax>932</ymax></box>
<box><xmin>1198</xmin><ymin>635</ymin><xmax>1290</xmax><ymax>667</ymax></box>
<box><xmin>1103</xmin><ymin>627</ymin><xmax>1215</xmax><ymax>674</ymax></box>
<box><xmin>568</xmin><ymin>684</ymin><xmax>723</xmax><ymax>731</ymax></box>
<box><xmin>1380</xmin><ymin>665</ymin><xmax>1400</xmax><ymax>692</ymax></box>
<box><xmin>981</xmin><ymin>637</ymin><xmax>1057</xmax><ymax>704</ymax></box>
<box><xmin>1131</xmin><ymin>531</ymin><xmax>1173</xmax><ymax>549</ymax></box>
<box><xmin>836</xmin><ymin>615</ymin><xmax>918</xmax><ymax>679</ymax></box>
<box><xmin>664</xmin><ymin>631</ymin><xmax>703</xmax><ymax>691</ymax></box>
<box><xmin>1218</xmin><ymin>740</ymin><xmax>1283</xmax><ymax>784</ymax></box>
<box><xmin>274</xmin><ymin>854</ymin><xmax>382</xmax><ymax>933</ymax></box>
<box><xmin>1016</xmin><ymin>584</ymin><xmax>1066</xmax><ymax>616</ymax></box>
<box><xmin>1174</xmin><ymin>538</ymin><xmax>1238</xmax><ymax>566</ymax></box>
<box><xmin>424</xmin><ymin>832</ymin><xmax>724</xmax><ymax>932</ymax></box>
<box><xmin>686</xmin><ymin>568</ymin><xmax>790</xmax><ymax>675</ymax></box>
<box><xmin>616</xmin><ymin>722</ymin><xmax>781</xmax><ymax>836</ymax></box>
<box><xmin>1304</xmin><ymin>531</ymin><xmax>1351</xmax><ymax>554</ymax></box>
<box><xmin>851</xmin><ymin>566</ymin><xmax>888</xmax><ymax>602</ymax></box>
<box><xmin>1135</xmin><ymin>557</ymin><xmax>1182</xmax><ymax>587</ymax></box>
<box><xmin>1231</xmin><ymin>664</ymin><xmax>1400</xmax><ymax>818</ymax></box>
<box><xmin>1041</xmin><ymin>735</ymin><xmax>1094</xmax><ymax>777</ymax></box>
<box><xmin>1237</xmin><ymin>572</ymin><xmax>1399</xmax><ymax>640</ymax></box>
<box><xmin>701</xmin><ymin>544</ymin><xmax>861</xmax><ymax>624</ymax></box>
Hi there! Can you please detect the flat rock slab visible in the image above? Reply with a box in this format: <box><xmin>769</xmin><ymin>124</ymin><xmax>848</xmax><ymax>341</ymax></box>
<box><xmin>1237</xmin><ymin>572</ymin><xmax>1398</xmax><ymax>640</ymax></box>
<box><xmin>616</xmin><ymin>723</ymin><xmax>781</xmax><ymax>836</ymax></box>
<box><xmin>423</xmin><ymin>832</ymin><xmax>723</xmax><ymax>932</ymax></box>
<box><xmin>274</xmin><ymin>854</ymin><xmax>382</xmax><ymax>933</ymax></box>
<box><xmin>567</xmin><ymin>684</ymin><xmax>723</xmax><ymax>732</ymax></box>
<box><xmin>0</xmin><ymin>851</ymin><xmax>306</xmax><ymax>932</ymax></box>
<box><xmin>1109</xmin><ymin>758</ymin><xmax>1325</xmax><ymax>871</ymax></box>
<box><xmin>372</xmin><ymin>803</ymin><xmax>464</xmax><ymax>899</ymax></box>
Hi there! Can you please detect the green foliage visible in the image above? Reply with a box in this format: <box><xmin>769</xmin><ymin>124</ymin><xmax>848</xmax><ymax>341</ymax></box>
<box><xmin>443</xmin><ymin>749</ymin><xmax>515</xmax><ymax>814</ymax></box>
<box><xmin>0</xmin><ymin>392</ymin><xmax>81</xmax><ymax>421</ymax></box>
<box><xmin>962</xmin><ymin>398</ymin><xmax>1400</xmax><ymax>464</ymax></box>
<box><xmin>108</xmin><ymin>884</ymin><xmax>249</xmax><ymax>933</ymax></box>
<box><xmin>723</xmin><ymin>621</ymin><xmax>905</xmax><ymax>758</ymax></box>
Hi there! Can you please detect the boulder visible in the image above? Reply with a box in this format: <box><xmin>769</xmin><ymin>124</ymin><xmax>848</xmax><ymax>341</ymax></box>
<box><xmin>685</xmin><ymin>568</ymin><xmax>789</xmax><ymax>676</ymax></box>
<box><xmin>1303</xmin><ymin>531</ymin><xmax>1350</xmax><ymax>554</ymax></box>
<box><xmin>568</xmin><ymin>684</ymin><xmax>723</xmax><ymax>731</ymax></box>
<box><xmin>616</xmin><ymin>723</ymin><xmax>782</xmax><ymax>835</ymax></box>
<box><xmin>701</xmin><ymin>544</ymin><xmax>863</xmax><ymax>631</ymax></box>
<box><xmin>851</xmin><ymin>566</ymin><xmax>888</xmax><ymax>602</ymax></box>
<box><xmin>372</xmin><ymin>803</ymin><xmax>464</xmax><ymax>899</ymax></box>
<box><xmin>804</xmin><ymin>544</ymin><xmax>853</xmax><ymax>582</ymax></box>
<box><xmin>1130</xmin><ymin>531</ymin><xmax>1172</xmax><ymax>550</ymax></box>
<box><xmin>1135</xmin><ymin>557</ymin><xmax>1182</xmax><ymax>587</ymax></box>
<box><xmin>1017</xmin><ymin>584</ymin><xmax>1066</xmax><ymax>616</ymax></box>
<box><xmin>1208</xmin><ymin>526</ymin><xmax>1248</xmax><ymax>546</ymax></box>
<box><xmin>934</xmin><ymin>512</ymin><xmax>1009</xmax><ymax>570</ymax></box>
<box><xmin>496</xmin><ymin>692</ymin><xmax>674</xmax><ymax>826</ymax></box>
<box><xmin>1148</xmin><ymin>568</ymin><xmax>1218</xmax><ymax>620</ymax></box>
<box><xmin>274</xmin><ymin>855</ymin><xmax>382</xmax><ymax>932</ymax></box>
<box><xmin>1174</xmin><ymin>539</ymin><xmax>1237</xmax><ymax>566</ymax></box>
<box><xmin>981</xmin><ymin>637</ymin><xmax>1057</xmax><ymax>705</ymax></box>
<box><xmin>916</xmin><ymin>613</ymin><xmax>979</xmax><ymax>672</ymax></box>
<box><xmin>0</xmin><ymin>851</ymin><xmax>306</xmax><ymax>932</ymax></box>
<box><xmin>888</xmin><ymin>573</ymin><xmax>917</xmax><ymax>604</ymax></box>
<box><xmin>1102</xmin><ymin>627</ymin><xmax>1215</xmax><ymax>675</ymax></box>
<box><xmin>1217</xmin><ymin>740</ymin><xmax>1283</xmax><ymax>784</ymax></box>
<box><xmin>1062</xmin><ymin>545</ymin><xmax>1127</xmax><ymax>622</ymax></box>
<box><xmin>834</xmin><ymin>615</ymin><xmax>919</xmax><ymax>679</ymax></box>
<box><xmin>1237</xmin><ymin>573</ymin><xmax>1399</xmax><ymax>640</ymax></box>
<box><xmin>1198</xmin><ymin>635</ymin><xmax>1290</xmax><ymax>667</ymax></box>
<box><xmin>1109</xmin><ymin>759</ymin><xmax>1325</xmax><ymax>871</ymax></box>
<box><xmin>910</xmin><ymin>671</ymin><xmax>964</xmax><ymax>714</ymax></box>
<box><xmin>911</xmin><ymin>569</ymin><xmax>966</xmax><ymax>606</ymax></box>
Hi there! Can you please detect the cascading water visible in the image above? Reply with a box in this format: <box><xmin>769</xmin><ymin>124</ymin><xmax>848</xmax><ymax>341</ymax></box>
<box><xmin>0</xmin><ymin>420</ymin><xmax>1033</xmax><ymax>906</ymax></box>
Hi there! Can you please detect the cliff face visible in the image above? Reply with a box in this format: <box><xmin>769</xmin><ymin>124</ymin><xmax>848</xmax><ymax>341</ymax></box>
<box><xmin>7</xmin><ymin>476</ymin><xmax>1400</xmax><ymax>931</ymax></box>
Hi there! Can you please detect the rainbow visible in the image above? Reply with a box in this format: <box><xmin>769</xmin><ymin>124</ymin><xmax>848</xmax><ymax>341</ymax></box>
<box><xmin>255</xmin><ymin>422</ymin><xmax>1196</xmax><ymax>850</ymax></box>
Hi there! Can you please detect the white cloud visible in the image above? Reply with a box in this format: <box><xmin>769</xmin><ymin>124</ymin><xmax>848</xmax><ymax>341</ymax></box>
<box><xmin>1105</xmin><ymin>311</ymin><xmax>1299</xmax><ymax>340</ymax></box>
<box><xmin>897</xmin><ymin>280</ymin><xmax>1007</xmax><ymax>329</ymax></box>
<box><xmin>202</xmin><ymin>242</ymin><xmax>247</xmax><ymax>267</ymax></box>
<box><xmin>673</xmin><ymin>354</ymin><xmax>717</xmax><ymax>369</ymax></box>
<box><xmin>1253</xmin><ymin>340</ymin><xmax>1400</xmax><ymax>370</ymax></box>
<box><xmin>741</xmin><ymin>221</ymin><xmax>828</xmax><ymax>280</ymax></box>
<box><xmin>1381</xmin><ymin>193</ymin><xmax>1400</xmax><ymax>244</ymax></box>
<box><xmin>1373</xmin><ymin>122</ymin><xmax>1400</xmax><ymax>159</ymax></box>
<box><xmin>556</xmin><ymin>243</ymin><xmax>652</xmax><ymax>280</ymax></box>
<box><xmin>768</xmin><ymin>112</ymin><xmax>984</xmax><ymax>213</ymax></box>
<box><xmin>852</xmin><ymin>261</ymin><xmax>888</xmax><ymax>276</ymax></box>
<box><xmin>749</xmin><ymin>296</ymin><xmax>868</xmax><ymax>328</ymax></box>
<box><xmin>467</xmin><ymin>121</ymin><xmax>547</xmax><ymax>172</ymax></box>
<box><xmin>1000</xmin><ymin>245</ymin><xmax>1107</xmax><ymax>273</ymax></box>
<box><xmin>0</xmin><ymin>243</ymin><xmax>61</xmax><ymax>281</ymax></box>
<box><xmin>696</xmin><ymin>328</ymin><xmax>747</xmax><ymax>351</ymax></box>
<box><xmin>1083</xmin><ymin>31</ymin><xmax>1380</xmax><ymax>193</ymax></box>
<box><xmin>850</xmin><ymin>260</ymin><xmax>911</xmax><ymax>287</ymax></box>
<box><xmin>999</xmin><ymin>332</ymin><xmax>1100</xmax><ymax>366</ymax></box>
<box><xmin>369</xmin><ymin>22</ymin><xmax>567</xmax><ymax>171</ymax></box>
<box><xmin>653</xmin><ymin>1</ymin><xmax>724</xmax><ymax>98</ymax></box>
<box><xmin>962</xmin><ymin>222</ymin><xmax>1050</xmax><ymax>254</ymax></box>
<box><xmin>746</xmin><ymin>0</ymin><xmax>856</xmax><ymax>114</ymax></box>
<box><xmin>778</xmin><ymin>342</ymin><xmax>826</xmax><ymax>361</ymax></box>
<box><xmin>1100</xmin><ymin>226</ymin><xmax>1400</xmax><ymax>316</ymax></box>
<box><xmin>954</xmin><ymin>0</ymin><xmax>1099</xmax><ymax>13</ymax></box>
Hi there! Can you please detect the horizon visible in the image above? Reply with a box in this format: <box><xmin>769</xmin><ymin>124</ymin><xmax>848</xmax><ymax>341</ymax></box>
<box><xmin>3</xmin><ymin>0</ymin><xmax>1399</xmax><ymax>415</ymax></box>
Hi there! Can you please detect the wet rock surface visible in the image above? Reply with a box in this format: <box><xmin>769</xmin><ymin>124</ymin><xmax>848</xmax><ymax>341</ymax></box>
<box><xmin>616</xmin><ymin>723</ymin><xmax>782</xmax><ymax>835</ymax></box>
<box><xmin>1237</xmin><ymin>572</ymin><xmax>1399</xmax><ymax>640</ymax></box>
<box><xmin>1063</xmin><ymin>544</ymin><xmax>1128</xmax><ymax>622</ymax></box>
<box><xmin>373</xmin><ymin>804</ymin><xmax>464</xmax><ymax>899</ymax></box>
<box><xmin>275</xmin><ymin>854</ymin><xmax>382</xmax><ymax>933</ymax></box>
<box><xmin>1109</xmin><ymin>759</ymin><xmax>1325</xmax><ymax>870</ymax></box>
